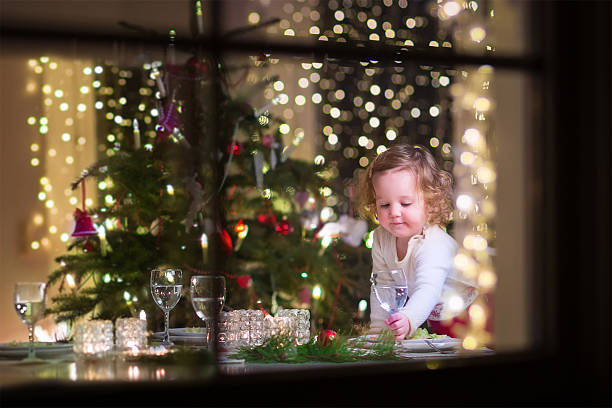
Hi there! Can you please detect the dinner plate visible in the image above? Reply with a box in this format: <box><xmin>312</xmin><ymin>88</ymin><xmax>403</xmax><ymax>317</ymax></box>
<box><xmin>347</xmin><ymin>335</ymin><xmax>461</xmax><ymax>353</ymax></box>
<box><xmin>397</xmin><ymin>338</ymin><xmax>461</xmax><ymax>352</ymax></box>
<box><xmin>0</xmin><ymin>342</ymin><xmax>73</xmax><ymax>359</ymax></box>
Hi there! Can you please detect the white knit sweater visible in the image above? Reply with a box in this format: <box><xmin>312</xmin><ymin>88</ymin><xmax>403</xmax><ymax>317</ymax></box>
<box><xmin>369</xmin><ymin>225</ymin><xmax>478</xmax><ymax>337</ymax></box>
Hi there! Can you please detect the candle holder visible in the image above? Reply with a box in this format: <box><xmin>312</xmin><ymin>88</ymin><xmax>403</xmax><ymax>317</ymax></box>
<box><xmin>115</xmin><ymin>317</ymin><xmax>147</xmax><ymax>353</ymax></box>
<box><xmin>277</xmin><ymin>309</ymin><xmax>311</xmax><ymax>344</ymax></box>
<box><xmin>264</xmin><ymin>316</ymin><xmax>295</xmax><ymax>339</ymax></box>
<box><xmin>73</xmin><ymin>320</ymin><xmax>114</xmax><ymax>358</ymax></box>
<box><xmin>248</xmin><ymin>309</ymin><xmax>265</xmax><ymax>346</ymax></box>
<box><xmin>221</xmin><ymin>309</ymin><xmax>266</xmax><ymax>350</ymax></box>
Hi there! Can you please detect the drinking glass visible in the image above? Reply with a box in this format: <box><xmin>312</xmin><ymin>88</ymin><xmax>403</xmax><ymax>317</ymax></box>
<box><xmin>150</xmin><ymin>268</ymin><xmax>183</xmax><ymax>346</ymax></box>
<box><xmin>14</xmin><ymin>282</ymin><xmax>47</xmax><ymax>361</ymax></box>
<box><xmin>370</xmin><ymin>269</ymin><xmax>409</xmax><ymax>315</ymax></box>
<box><xmin>190</xmin><ymin>275</ymin><xmax>226</xmax><ymax>349</ymax></box>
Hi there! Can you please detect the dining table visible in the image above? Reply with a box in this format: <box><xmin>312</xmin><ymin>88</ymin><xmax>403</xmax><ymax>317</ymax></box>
<box><xmin>0</xmin><ymin>338</ymin><xmax>494</xmax><ymax>406</ymax></box>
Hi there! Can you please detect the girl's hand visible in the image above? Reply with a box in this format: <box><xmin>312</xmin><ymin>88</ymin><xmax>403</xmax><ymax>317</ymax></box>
<box><xmin>385</xmin><ymin>313</ymin><xmax>412</xmax><ymax>340</ymax></box>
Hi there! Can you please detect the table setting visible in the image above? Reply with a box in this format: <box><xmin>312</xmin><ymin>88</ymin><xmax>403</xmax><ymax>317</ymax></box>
<box><xmin>1</xmin><ymin>269</ymin><xmax>492</xmax><ymax>386</ymax></box>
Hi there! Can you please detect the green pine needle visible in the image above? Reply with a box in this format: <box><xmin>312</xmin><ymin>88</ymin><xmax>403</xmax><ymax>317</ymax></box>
<box><xmin>230</xmin><ymin>331</ymin><xmax>402</xmax><ymax>364</ymax></box>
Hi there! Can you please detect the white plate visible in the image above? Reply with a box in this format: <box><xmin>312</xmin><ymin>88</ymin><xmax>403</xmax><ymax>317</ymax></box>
<box><xmin>0</xmin><ymin>342</ymin><xmax>73</xmax><ymax>359</ymax></box>
<box><xmin>397</xmin><ymin>338</ymin><xmax>461</xmax><ymax>352</ymax></box>
<box><xmin>347</xmin><ymin>335</ymin><xmax>461</xmax><ymax>353</ymax></box>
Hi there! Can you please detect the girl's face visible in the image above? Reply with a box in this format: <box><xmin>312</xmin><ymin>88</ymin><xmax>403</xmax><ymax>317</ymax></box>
<box><xmin>372</xmin><ymin>168</ymin><xmax>427</xmax><ymax>241</ymax></box>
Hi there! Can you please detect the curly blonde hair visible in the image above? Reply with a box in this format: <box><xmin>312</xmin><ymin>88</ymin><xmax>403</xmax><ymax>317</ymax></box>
<box><xmin>356</xmin><ymin>144</ymin><xmax>453</xmax><ymax>226</ymax></box>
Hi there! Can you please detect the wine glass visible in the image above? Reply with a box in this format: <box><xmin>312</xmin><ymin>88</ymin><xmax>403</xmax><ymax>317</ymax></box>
<box><xmin>370</xmin><ymin>268</ymin><xmax>409</xmax><ymax>315</ymax></box>
<box><xmin>190</xmin><ymin>275</ymin><xmax>226</xmax><ymax>350</ymax></box>
<box><xmin>14</xmin><ymin>282</ymin><xmax>47</xmax><ymax>361</ymax></box>
<box><xmin>150</xmin><ymin>269</ymin><xmax>183</xmax><ymax>347</ymax></box>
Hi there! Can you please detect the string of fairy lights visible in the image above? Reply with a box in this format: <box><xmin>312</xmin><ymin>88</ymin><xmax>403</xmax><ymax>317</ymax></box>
<box><xmin>24</xmin><ymin>0</ymin><xmax>496</xmax><ymax>346</ymax></box>
<box><xmin>435</xmin><ymin>0</ymin><xmax>496</xmax><ymax>350</ymax></box>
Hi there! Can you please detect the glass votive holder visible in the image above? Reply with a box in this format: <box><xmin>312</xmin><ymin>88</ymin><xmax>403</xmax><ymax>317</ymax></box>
<box><xmin>248</xmin><ymin>309</ymin><xmax>264</xmax><ymax>346</ymax></box>
<box><xmin>277</xmin><ymin>309</ymin><xmax>311</xmax><ymax>344</ymax></box>
<box><xmin>73</xmin><ymin>320</ymin><xmax>114</xmax><ymax>358</ymax></box>
<box><xmin>264</xmin><ymin>316</ymin><xmax>294</xmax><ymax>339</ymax></box>
<box><xmin>216</xmin><ymin>312</ymin><xmax>229</xmax><ymax>350</ymax></box>
<box><xmin>115</xmin><ymin>317</ymin><xmax>147</xmax><ymax>353</ymax></box>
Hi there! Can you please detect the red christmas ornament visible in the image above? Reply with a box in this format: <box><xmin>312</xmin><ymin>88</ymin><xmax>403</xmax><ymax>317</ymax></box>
<box><xmin>227</xmin><ymin>142</ymin><xmax>243</xmax><ymax>155</ymax></box>
<box><xmin>318</xmin><ymin>330</ymin><xmax>337</xmax><ymax>346</ymax></box>
<box><xmin>71</xmin><ymin>179</ymin><xmax>97</xmax><ymax>238</ymax></box>
<box><xmin>236</xmin><ymin>275</ymin><xmax>252</xmax><ymax>288</ymax></box>
<box><xmin>275</xmin><ymin>219</ymin><xmax>294</xmax><ymax>235</ymax></box>
<box><xmin>71</xmin><ymin>208</ymin><xmax>98</xmax><ymax>237</ymax></box>
<box><xmin>220</xmin><ymin>229</ymin><xmax>233</xmax><ymax>255</ymax></box>
<box><xmin>82</xmin><ymin>239</ymin><xmax>94</xmax><ymax>253</ymax></box>
<box><xmin>186</xmin><ymin>56</ymin><xmax>209</xmax><ymax>74</ymax></box>
<box><xmin>257</xmin><ymin>213</ymin><xmax>277</xmax><ymax>226</ymax></box>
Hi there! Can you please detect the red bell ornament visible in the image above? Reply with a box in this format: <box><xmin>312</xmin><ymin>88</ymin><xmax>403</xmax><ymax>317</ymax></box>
<box><xmin>71</xmin><ymin>179</ymin><xmax>97</xmax><ymax>237</ymax></box>
<box><xmin>71</xmin><ymin>208</ymin><xmax>98</xmax><ymax>237</ymax></box>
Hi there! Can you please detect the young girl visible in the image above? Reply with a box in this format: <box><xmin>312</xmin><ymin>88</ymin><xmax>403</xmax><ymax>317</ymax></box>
<box><xmin>358</xmin><ymin>144</ymin><xmax>478</xmax><ymax>340</ymax></box>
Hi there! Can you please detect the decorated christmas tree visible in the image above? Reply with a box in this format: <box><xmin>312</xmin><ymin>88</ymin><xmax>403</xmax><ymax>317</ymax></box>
<box><xmin>45</xmin><ymin>44</ymin><xmax>373</xmax><ymax>334</ymax></box>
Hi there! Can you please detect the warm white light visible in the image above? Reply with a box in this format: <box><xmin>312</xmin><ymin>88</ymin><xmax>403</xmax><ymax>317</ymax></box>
<box><xmin>456</xmin><ymin>194</ymin><xmax>474</xmax><ymax>212</ymax></box>
<box><xmin>312</xmin><ymin>285</ymin><xmax>322</xmax><ymax>299</ymax></box>
<box><xmin>463</xmin><ymin>128</ymin><xmax>482</xmax><ymax>146</ymax></box>
<box><xmin>66</xmin><ymin>274</ymin><xmax>76</xmax><ymax>289</ymax></box>
<box><xmin>442</xmin><ymin>1</ymin><xmax>462</xmax><ymax>17</ymax></box>
<box><xmin>470</xmin><ymin>27</ymin><xmax>487</xmax><ymax>43</ymax></box>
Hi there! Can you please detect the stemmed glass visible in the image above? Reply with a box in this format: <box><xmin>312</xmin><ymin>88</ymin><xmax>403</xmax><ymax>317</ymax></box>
<box><xmin>370</xmin><ymin>269</ymin><xmax>409</xmax><ymax>316</ymax></box>
<box><xmin>14</xmin><ymin>282</ymin><xmax>47</xmax><ymax>361</ymax></box>
<box><xmin>150</xmin><ymin>269</ymin><xmax>183</xmax><ymax>347</ymax></box>
<box><xmin>190</xmin><ymin>275</ymin><xmax>226</xmax><ymax>350</ymax></box>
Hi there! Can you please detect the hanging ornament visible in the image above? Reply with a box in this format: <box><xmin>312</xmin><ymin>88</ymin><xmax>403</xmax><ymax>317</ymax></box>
<box><xmin>72</xmin><ymin>208</ymin><xmax>98</xmax><ymax>237</ymax></box>
<box><xmin>71</xmin><ymin>179</ymin><xmax>97</xmax><ymax>237</ymax></box>
<box><xmin>156</xmin><ymin>99</ymin><xmax>181</xmax><ymax>142</ymax></box>
<box><xmin>186</xmin><ymin>56</ymin><xmax>209</xmax><ymax>75</ymax></box>
<box><xmin>82</xmin><ymin>239</ymin><xmax>94</xmax><ymax>253</ymax></box>
<box><xmin>220</xmin><ymin>228</ymin><xmax>233</xmax><ymax>255</ymax></box>
<box><xmin>257</xmin><ymin>213</ymin><xmax>277</xmax><ymax>226</ymax></box>
<box><xmin>317</xmin><ymin>330</ymin><xmax>337</xmax><ymax>347</ymax></box>
<box><xmin>226</xmin><ymin>142</ymin><xmax>243</xmax><ymax>155</ymax></box>
<box><xmin>275</xmin><ymin>219</ymin><xmax>293</xmax><ymax>235</ymax></box>
<box><xmin>235</xmin><ymin>275</ymin><xmax>252</xmax><ymax>289</ymax></box>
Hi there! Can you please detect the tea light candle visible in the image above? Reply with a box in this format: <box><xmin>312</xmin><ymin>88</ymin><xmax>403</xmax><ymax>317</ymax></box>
<box><xmin>115</xmin><ymin>317</ymin><xmax>147</xmax><ymax>353</ymax></box>
<box><xmin>73</xmin><ymin>320</ymin><xmax>114</xmax><ymax>358</ymax></box>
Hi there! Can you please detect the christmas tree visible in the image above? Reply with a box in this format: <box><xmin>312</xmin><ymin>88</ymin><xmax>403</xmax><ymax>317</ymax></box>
<box><xmin>46</xmin><ymin>46</ymin><xmax>373</xmax><ymax>334</ymax></box>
